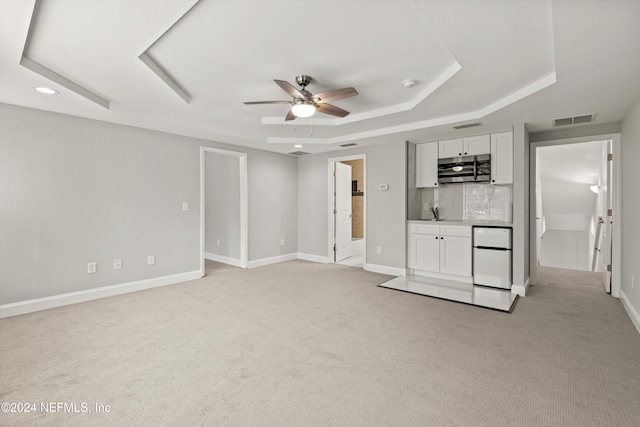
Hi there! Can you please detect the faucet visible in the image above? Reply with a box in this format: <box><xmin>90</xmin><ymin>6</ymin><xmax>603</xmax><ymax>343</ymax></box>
<box><xmin>430</xmin><ymin>206</ymin><xmax>439</xmax><ymax>221</ymax></box>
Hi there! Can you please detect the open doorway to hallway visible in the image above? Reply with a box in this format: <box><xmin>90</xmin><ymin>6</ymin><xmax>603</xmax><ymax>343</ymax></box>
<box><xmin>537</xmin><ymin>140</ymin><xmax>608</xmax><ymax>271</ymax></box>
<box><xmin>328</xmin><ymin>155</ymin><xmax>366</xmax><ymax>268</ymax></box>
<box><xmin>531</xmin><ymin>135</ymin><xmax>620</xmax><ymax>296</ymax></box>
<box><xmin>199</xmin><ymin>147</ymin><xmax>248</xmax><ymax>277</ymax></box>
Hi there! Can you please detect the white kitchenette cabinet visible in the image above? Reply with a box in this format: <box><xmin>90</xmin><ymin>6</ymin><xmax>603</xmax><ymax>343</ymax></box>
<box><xmin>438</xmin><ymin>135</ymin><xmax>490</xmax><ymax>158</ymax></box>
<box><xmin>408</xmin><ymin>223</ymin><xmax>472</xmax><ymax>279</ymax></box>
<box><xmin>416</xmin><ymin>142</ymin><xmax>439</xmax><ymax>188</ymax></box>
<box><xmin>408</xmin><ymin>223</ymin><xmax>440</xmax><ymax>272</ymax></box>
<box><xmin>439</xmin><ymin>235</ymin><xmax>472</xmax><ymax>276</ymax></box>
<box><xmin>490</xmin><ymin>131</ymin><xmax>513</xmax><ymax>184</ymax></box>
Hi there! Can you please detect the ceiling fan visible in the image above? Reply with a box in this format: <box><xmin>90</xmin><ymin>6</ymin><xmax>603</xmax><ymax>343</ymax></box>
<box><xmin>244</xmin><ymin>75</ymin><xmax>358</xmax><ymax>121</ymax></box>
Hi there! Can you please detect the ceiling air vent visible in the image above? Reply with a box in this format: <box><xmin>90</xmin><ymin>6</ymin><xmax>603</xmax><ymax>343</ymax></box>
<box><xmin>453</xmin><ymin>122</ymin><xmax>481</xmax><ymax>130</ymax></box>
<box><xmin>340</xmin><ymin>143</ymin><xmax>357</xmax><ymax>147</ymax></box>
<box><xmin>553</xmin><ymin>114</ymin><xmax>596</xmax><ymax>127</ymax></box>
<box><xmin>288</xmin><ymin>151</ymin><xmax>310</xmax><ymax>156</ymax></box>
<box><xmin>573</xmin><ymin>114</ymin><xmax>596</xmax><ymax>124</ymax></box>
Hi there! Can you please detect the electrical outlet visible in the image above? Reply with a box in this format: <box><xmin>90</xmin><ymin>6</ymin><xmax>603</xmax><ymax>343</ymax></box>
<box><xmin>114</xmin><ymin>259</ymin><xmax>122</xmax><ymax>270</ymax></box>
<box><xmin>376</xmin><ymin>246</ymin><xmax>382</xmax><ymax>255</ymax></box>
<box><xmin>148</xmin><ymin>255</ymin><xmax>155</xmax><ymax>266</ymax></box>
<box><xmin>87</xmin><ymin>261</ymin><xmax>97</xmax><ymax>274</ymax></box>
<box><xmin>424</xmin><ymin>203</ymin><xmax>430</xmax><ymax>211</ymax></box>
<box><xmin>281</xmin><ymin>239</ymin><xmax>285</xmax><ymax>246</ymax></box>
<box><xmin>182</xmin><ymin>202</ymin><xmax>189</xmax><ymax>212</ymax></box>
<box><xmin>216</xmin><ymin>239</ymin><xmax>220</xmax><ymax>246</ymax></box>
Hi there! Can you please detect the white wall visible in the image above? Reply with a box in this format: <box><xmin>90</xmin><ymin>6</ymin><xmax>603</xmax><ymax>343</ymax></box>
<box><xmin>247</xmin><ymin>149</ymin><xmax>298</xmax><ymax>261</ymax></box>
<box><xmin>0</xmin><ymin>104</ymin><xmax>199</xmax><ymax>304</ymax></box>
<box><xmin>297</xmin><ymin>142</ymin><xmax>407</xmax><ymax>272</ymax></box>
<box><xmin>0</xmin><ymin>103</ymin><xmax>298</xmax><ymax>306</ymax></box>
<box><xmin>621</xmin><ymin>95</ymin><xmax>640</xmax><ymax>321</ymax></box>
<box><xmin>205</xmin><ymin>152</ymin><xmax>240</xmax><ymax>261</ymax></box>
<box><xmin>513</xmin><ymin>123</ymin><xmax>530</xmax><ymax>292</ymax></box>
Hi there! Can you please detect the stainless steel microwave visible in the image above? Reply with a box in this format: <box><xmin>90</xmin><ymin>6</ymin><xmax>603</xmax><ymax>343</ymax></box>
<box><xmin>438</xmin><ymin>154</ymin><xmax>491</xmax><ymax>183</ymax></box>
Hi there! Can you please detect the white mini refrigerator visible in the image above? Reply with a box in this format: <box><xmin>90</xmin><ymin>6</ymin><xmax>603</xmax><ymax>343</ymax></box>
<box><xmin>473</xmin><ymin>227</ymin><xmax>512</xmax><ymax>289</ymax></box>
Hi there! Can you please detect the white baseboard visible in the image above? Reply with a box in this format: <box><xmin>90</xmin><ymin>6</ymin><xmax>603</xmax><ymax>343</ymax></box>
<box><xmin>297</xmin><ymin>253</ymin><xmax>329</xmax><ymax>264</ymax></box>
<box><xmin>364</xmin><ymin>263</ymin><xmax>406</xmax><ymax>277</ymax></box>
<box><xmin>620</xmin><ymin>290</ymin><xmax>640</xmax><ymax>336</ymax></box>
<box><xmin>205</xmin><ymin>252</ymin><xmax>243</xmax><ymax>268</ymax></box>
<box><xmin>248</xmin><ymin>253</ymin><xmax>298</xmax><ymax>269</ymax></box>
<box><xmin>512</xmin><ymin>277</ymin><xmax>530</xmax><ymax>297</ymax></box>
<box><xmin>0</xmin><ymin>270</ymin><xmax>202</xmax><ymax>319</ymax></box>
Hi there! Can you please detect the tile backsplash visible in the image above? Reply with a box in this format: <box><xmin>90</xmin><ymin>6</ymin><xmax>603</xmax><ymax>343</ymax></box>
<box><xmin>422</xmin><ymin>183</ymin><xmax>512</xmax><ymax>222</ymax></box>
<box><xmin>463</xmin><ymin>183</ymin><xmax>512</xmax><ymax>222</ymax></box>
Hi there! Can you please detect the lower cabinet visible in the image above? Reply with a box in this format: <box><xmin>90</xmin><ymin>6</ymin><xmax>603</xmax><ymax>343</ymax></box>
<box><xmin>408</xmin><ymin>223</ymin><xmax>472</xmax><ymax>278</ymax></box>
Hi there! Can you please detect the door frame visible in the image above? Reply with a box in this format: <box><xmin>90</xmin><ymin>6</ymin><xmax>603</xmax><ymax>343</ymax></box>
<box><xmin>327</xmin><ymin>154</ymin><xmax>366</xmax><ymax>264</ymax></box>
<box><xmin>200</xmin><ymin>146</ymin><xmax>248</xmax><ymax>276</ymax></box>
<box><xmin>529</xmin><ymin>133</ymin><xmax>621</xmax><ymax>297</ymax></box>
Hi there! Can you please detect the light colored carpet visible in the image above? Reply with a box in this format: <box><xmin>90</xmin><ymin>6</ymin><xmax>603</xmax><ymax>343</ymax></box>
<box><xmin>1</xmin><ymin>261</ymin><xmax>639</xmax><ymax>426</ymax></box>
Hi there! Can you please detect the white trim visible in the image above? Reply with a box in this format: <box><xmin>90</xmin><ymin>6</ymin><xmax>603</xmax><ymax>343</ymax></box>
<box><xmin>200</xmin><ymin>146</ymin><xmax>248</xmax><ymax>278</ymax></box>
<box><xmin>247</xmin><ymin>253</ymin><xmax>298</xmax><ymax>269</ymax></box>
<box><xmin>204</xmin><ymin>252</ymin><xmax>243</xmax><ymax>268</ymax></box>
<box><xmin>0</xmin><ymin>270</ymin><xmax>201</xmax><ymax>319</ymax></box>
<box><xmin>364</xmin><ymin>263</ymin><xmax>407</xmax><ymax>277</ymax></box>
<box><xmin>263</xmin><ymin>62</ymin><xmax>462</xmax><ymax>127</ymax></box>
<box><xmin>620</xmin><ymin>290</ymin><xmax>640</xmax><ymax>336</ymax></box>
<box><xmin>265</xmin><ymin>72</ymin><xmax>555</xmax><ymax>145</ymax></box>
<box><xmin>297</xmin><ymin>253</ymin><xmax>330</xmax><ymax>264</ymax></box>
<box><xmin>511</xmin><ymin>277</ymin><xmax>530</xmax><ymax>297</ymax></box>
<box><xmin>327</xmin><ymin>155</ymin><xmax>367</xmax><ymax>266</ymax></box>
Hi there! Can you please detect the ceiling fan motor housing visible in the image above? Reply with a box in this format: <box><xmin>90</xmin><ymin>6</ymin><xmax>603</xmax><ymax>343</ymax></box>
<box><xmin>295</xmin><ymin>75</ymin><xmax>312</xmax><ymax>88</ymax></box>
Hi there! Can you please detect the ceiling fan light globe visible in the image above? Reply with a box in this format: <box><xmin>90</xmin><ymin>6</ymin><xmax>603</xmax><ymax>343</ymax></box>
<box><xmin>291</xmin><ymin>103</ymin><xmax>315</xmax><ymax>118</ymax></box>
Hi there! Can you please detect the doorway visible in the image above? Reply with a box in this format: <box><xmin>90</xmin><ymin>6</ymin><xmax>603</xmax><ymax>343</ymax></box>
<box><xmin>530</xmin><ymin>134</ymin><xmax>621</xmax><ymax>297</ymax></box>
<box><xmin>199</xmin><ymin>147</ymin><xmax>248</xmax><ymax>277</ymax></box>
<box><xmin>328</xmin><ymin>155</ymin><xmax>366</xmax><ymax>267</ymax></box>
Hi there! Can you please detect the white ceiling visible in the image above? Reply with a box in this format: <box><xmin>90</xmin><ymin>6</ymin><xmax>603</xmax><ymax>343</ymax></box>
<box><xmin>1</xmin><ymin>0</ymin><xmax>639</xmax><ymax>155</ymax></box>
<box><xmin>538</xmin><ymin>140</ymin><xmax>605</xmax><ymax>185</ymax></box>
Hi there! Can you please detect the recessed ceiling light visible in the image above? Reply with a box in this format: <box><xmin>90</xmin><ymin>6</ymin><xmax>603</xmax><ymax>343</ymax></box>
<box><xmin>294</xmin><ymin>144</ymin><xmax>303</xmax><ymax>148</ymax></box>
<box><xmin>33</xmin><ymin>86</ymin><xmax>59</xmax><ymax>95</ymax></box>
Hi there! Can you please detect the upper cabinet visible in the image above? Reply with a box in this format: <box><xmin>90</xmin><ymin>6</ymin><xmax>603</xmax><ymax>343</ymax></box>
<box><xmin>490</xmin><ymin>131</ymin><xmax>513</xmax><ymax>184</ymax></box>
<box><xmin>416</xmin><ymin>131</ymin><xmax>512</xmax><ymax>188</ymax></box>
<box><xmin>438</xmin><ymin>135</ymin><xmax>490</xmax><ymax>158</ymax></box>
<box><xmin>438</xmin><ymin>138</ymin><xmax>463</xmax><ymax>158</ymax></box>
<box><xmin>416</xmin><ymin>141</ymin><xmax>439</xmax><ymax>188</ymax></box>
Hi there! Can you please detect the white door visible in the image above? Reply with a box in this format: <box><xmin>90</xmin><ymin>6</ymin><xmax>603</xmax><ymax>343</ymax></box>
<box><xmin>334</xmin><ymin>162</ymin><xmax>352</xmax><ymax>262</ymax></box>
<box><xmin>601</xmin><ymin>142</ymin><xmax>613</xmax><ymax>293</ymax></box>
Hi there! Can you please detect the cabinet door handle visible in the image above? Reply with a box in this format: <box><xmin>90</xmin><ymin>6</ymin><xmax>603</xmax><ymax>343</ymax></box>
<box><xmin>435</xmin><ymin>236</ymin><xmax>439</xmax><ymax>239</ymax></box>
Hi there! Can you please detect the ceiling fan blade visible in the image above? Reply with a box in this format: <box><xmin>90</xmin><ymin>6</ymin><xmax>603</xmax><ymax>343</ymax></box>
<box><xmin>274</xmin><ymin>79</ymin><xmax>306</xmax><ymax>99</ymax></box>
<box><xmin>316</xmin><ymin>103</ymin><xmax>350</xmax><ymax>118</ymax></box>
<box><xmin>313</xmin><ymin>87</ymin><xmax>358</xmax><ymax>103</ymax></box>
<box><xmin>243</xmin><ymin>100</ymin><xmax>291</xmax><ymax>105</ymax></box>
<box><xmin>285</xmin><ymin>109</ymin><xmax>296</xmax><ymax>121</ymax></box>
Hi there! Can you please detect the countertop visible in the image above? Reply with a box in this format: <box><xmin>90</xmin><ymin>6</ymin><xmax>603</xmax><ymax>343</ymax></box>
<box><xmin>407</xmin><ymin>219</ymin><xmax>513</xmax><ymax>227</ymax></box>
